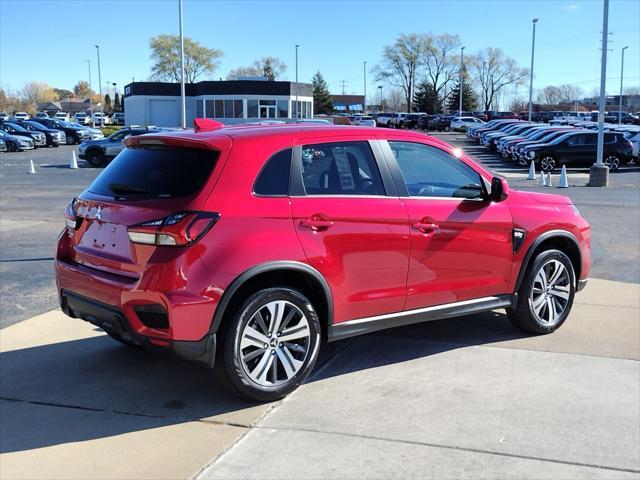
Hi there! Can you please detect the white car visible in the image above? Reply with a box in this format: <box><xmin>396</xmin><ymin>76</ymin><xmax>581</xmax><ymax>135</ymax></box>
<box><xmin>54</xmin><ymin>112</ymin><xmax>70</xmax><ymax>122</ymax></box>
<box><xmin>351</xmin><ymin>115</ymin><xmax>376</xmax><ymax>127</ymax></box>
<box><xmin>0</xmin><ymin>112</ymin><xmax>8</xmax><ymax>121</ymax></box>
<box><xmin>34</xmin><ymin>112</ymin><xmax>49</xmax><ymax>119</ymax></box>
<box><xmin>450</xmin><ymin>116</ymin><xmax>485</xmax><ymax>131</ymax></box>
<box><xmin>628</xmin><ymin>131</ymin><xmax>640</xmax><ymax>159</ymax></box>
<box><xmin>13</xmin><ymin>112</ymin><xmax>30</xmax><ymax>121</ymax></box>
<box><xmin>74</xmin><ymin>112</ymin><xmax>90</xmax><ymax>124</ymax></box>
<box><xmin>92</xmin><ymin>112</ymin><xmax>110</xmax><ymax>125</ymax></box>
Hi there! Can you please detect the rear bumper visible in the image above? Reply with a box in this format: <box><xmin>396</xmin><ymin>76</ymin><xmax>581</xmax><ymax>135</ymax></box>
<box><xmin>61</xmin><ymin>290</ymin><xmax>217</xmax><ymax>367</ymax></box>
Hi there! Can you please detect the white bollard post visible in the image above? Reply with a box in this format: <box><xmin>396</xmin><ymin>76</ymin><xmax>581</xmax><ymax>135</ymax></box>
<box><xmin>558</xmin><ymin>165</ymin><xmax>569</xmax><ymax>188</ymax></box>
<box><xmin>28</xmin><ymin>159</ymin><xmax>36</xmax><ymax>174</ymax></box>
<box><xmin>527</xmin><ymin>161</ymin><xmax>537</xmax><ymax>180</ymax></box>
<box><xmin>546</xmin><ymin>171</ymin><xmax>553</xmax><ymax>187</ymax></box>
<box><xmin>70</xmin><ymin>150</ymin><xmax>78</xmax><ymax>169</ymax></box>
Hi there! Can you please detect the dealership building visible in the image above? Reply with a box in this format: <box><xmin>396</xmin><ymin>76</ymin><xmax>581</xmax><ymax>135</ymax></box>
<box><xmin>123</xmin><ymin>80</ymin><xmax>314</xmax><ymax>127</ymax></box>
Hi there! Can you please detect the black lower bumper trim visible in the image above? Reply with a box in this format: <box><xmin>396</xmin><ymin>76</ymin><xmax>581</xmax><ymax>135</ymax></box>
<box><xmin>60</xmin><ymin>290</ymin><xmax>216</xmax><ymax>367</ymax></box>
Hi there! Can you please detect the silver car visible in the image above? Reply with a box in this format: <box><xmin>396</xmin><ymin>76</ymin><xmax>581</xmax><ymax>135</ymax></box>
<box><xmin>78</xmin><ymin>127</ymin><xmax>162</xmax><ymax>167</ymax></box>
<box><xmin>68</xmin><ymin>122</ymin><xmax>104</xmax><ymax>140</ymax></box>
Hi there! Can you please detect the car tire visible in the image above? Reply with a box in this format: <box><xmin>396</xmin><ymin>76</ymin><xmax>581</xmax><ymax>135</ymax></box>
<box><xmin>444</xmin><ymin>125</ymin><xmax>451</xmax><ymax>132</ymax></box>
<box><xmin>86</xmin><ymin>150</ymin><xmax>105</xmax><ymax>167</ymax></box>
<box><xmin>603</xmin><ymin>153</ymin><xmax>621</xmax><ymax>172</ymax></box>
<box><xmin>66</xmin><ymin>135</ymin><xmax>76</xmax><ymax>145</ymax></box>
<box><xmin>219</xmin><ymin>287</ymin><xmax>321</xmax><ymax>402</ymax></box>
<box><xmin>6</xmin><ymin>141</ymin><xmax>17</xmax><ymax>152</ymax></box>
<box><xmin>539</xmin><ymin>154</ymin><xmax>557</xmax><ymax>173</ymax></box>
<box><xmin>507</xmin><ymin>249</ymin><xmax>575</xmax><ymax>334</ymax></box>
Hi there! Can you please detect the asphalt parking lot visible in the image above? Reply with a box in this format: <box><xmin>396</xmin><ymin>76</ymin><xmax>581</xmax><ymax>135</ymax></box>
<box><xmin>1</xmin><ymin>134</ymin><xmax>639</xmax><ymax>479</ymax></box>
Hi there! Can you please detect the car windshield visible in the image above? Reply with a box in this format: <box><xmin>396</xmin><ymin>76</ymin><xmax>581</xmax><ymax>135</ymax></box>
<box><xmin>6</xmin><ymin>123</ymin><xmax>28</xmax><ymax>132</ymax></box>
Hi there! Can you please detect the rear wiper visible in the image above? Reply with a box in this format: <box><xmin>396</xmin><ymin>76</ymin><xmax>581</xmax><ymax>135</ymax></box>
<box><xmin>107</xmin><ymin>183</ymin><xmax>148</xmax><ymax>195</ymax></box>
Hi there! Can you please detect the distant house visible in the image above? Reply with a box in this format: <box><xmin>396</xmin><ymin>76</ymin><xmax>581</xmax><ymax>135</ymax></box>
<box><xmin>331</xmin><ymin>95</ymin><xmax>365</xmax><ymax>114</ymax></box>
<box><xmin>37</xmin><ymin>99</ymin><xmax>91</xmax><ymax>115</ymax></box>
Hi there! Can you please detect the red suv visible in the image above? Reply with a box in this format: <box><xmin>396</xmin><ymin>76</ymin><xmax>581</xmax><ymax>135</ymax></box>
<box><xmin>55</xmin><ymin>120</ymin><xmax>590</xmax><ymax>401</ymax></box>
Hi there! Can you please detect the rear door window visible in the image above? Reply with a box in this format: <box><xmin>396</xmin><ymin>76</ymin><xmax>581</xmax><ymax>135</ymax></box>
<box><xmin>88</xmin><ymin>146</ymin><xmax>218</xmax><ymax>199</ymax></box>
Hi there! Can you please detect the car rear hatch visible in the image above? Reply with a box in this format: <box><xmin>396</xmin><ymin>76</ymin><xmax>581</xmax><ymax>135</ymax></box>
<box><xmin>63</xmin><ymin>137</ymin><xmax>229</xmax><ymax>279</ymax></box>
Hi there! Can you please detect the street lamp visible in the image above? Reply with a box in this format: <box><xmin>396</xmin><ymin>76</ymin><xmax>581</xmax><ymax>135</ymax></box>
<box><xmin>590</xmin><ymin>0</ymin><xmax>610</xmax><ymax>187</ymax></box>
<box><xmin>112</xmin><ymin>82</ymin><xmax>117</xmax><ymax>112</ymax></box>
<box><xmin>458</xmin><ymin>46</ymin><xmax>465</xmax><ymax>117</ymax></box>
<box><xmin>482</xmin><ymin>61</ymin><xmax>488</xmax><ymax>110</ymax></box>
<box><xmin>619</xmin><ymin>46</ymin><xmax>628</xmax><ymax>125</ymax></box>
<box><xmin>95</xmin><ymin>45</ymin><xmax>103</xmax><ymax>127</ymax></box>
<box><xmin>527</xmin><ymin>18</ymin><xmax>539</xmax><ymax>122</ymax></box>
<box><xmin>84</xmin><ymin>60</ymin><xmax>93</xmax><ymax>125</ymax></box>
<box><xmin>378</xmin><ymin>85</ymin><xmax>383</xmax><ymax>110</ymax></box>
<box><xmin>295</xmin><ymin>44</ymin><xmax>299</xmax><ymax>119</ymax></box>
<box><xmin>363</xmin><ymin>61</ymin><xmax>367</xmax><ymax>114</ymax></box>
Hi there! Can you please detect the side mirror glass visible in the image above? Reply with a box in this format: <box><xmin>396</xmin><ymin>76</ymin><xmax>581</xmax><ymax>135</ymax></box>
<box><xmin>490</xmin><ymin>176</ymin><xmax>509</xmax><ymax>202</ymax></box>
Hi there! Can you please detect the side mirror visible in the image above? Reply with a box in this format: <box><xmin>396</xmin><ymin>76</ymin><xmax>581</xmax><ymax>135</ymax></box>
<box><xmin>490</xmin><ymin>176</ymin><xmax>509</xmax><ymax>202</ymax></box>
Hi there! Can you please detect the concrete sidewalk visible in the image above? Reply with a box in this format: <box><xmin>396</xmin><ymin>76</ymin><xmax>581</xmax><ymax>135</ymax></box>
<box><xmin>1</xmin><ymin>279</ymin><xmax>638</xmax><ymax>479</ymax></box>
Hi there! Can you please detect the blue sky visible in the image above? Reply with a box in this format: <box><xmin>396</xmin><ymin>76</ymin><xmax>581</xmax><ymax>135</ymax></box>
<box><xmin>1</xmin><ymin>0</ymin><xmax>638</xmax><ymax>104</ymax></box>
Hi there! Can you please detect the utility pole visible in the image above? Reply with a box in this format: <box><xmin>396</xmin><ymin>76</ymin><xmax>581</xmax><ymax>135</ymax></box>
<box><xmin>178</xmin><ymin>0</ymin><xmax>186</xmax><ymax>128</ymax></box>
<box><xmin>528</xmin><ymin>18</ymin><xmax>539</xmax><ymax>122</ymax></box>
<box><xmin>458</xmin><ymin>46</ymin><xmax>465</xmax><ymax>117</ymax></box>
<box><xmin>95</xmin><ymin>45</ymin><xmax>103</xmax><ymax>127</ymax></box>
<box><xmin>589</xmin><ymin>0</ymin><xmax>610</xmax><ymax>187</ymax></box>
<box><xmin>340</xmin><ymin>80</ymin><xmax>348</xmax><ymax>95</ymax></box>
<box><xmin>378</xmin><ymin>85</ymin><xmax>383</xmax><ymax>110</ymax></box>
<box><xmin>363</xmin><ymin>61</ymin><xmax>367</xmax><ymax>113</ymax></box>
<box><xmin>619</xmin><ymin>46</ymin><xmax>628</xmax><ymax>125</ymax></box>
<box><xmin>84</xmin><ymin>60</ymin><xmax>93</xmax><ymax>125</ymax></box>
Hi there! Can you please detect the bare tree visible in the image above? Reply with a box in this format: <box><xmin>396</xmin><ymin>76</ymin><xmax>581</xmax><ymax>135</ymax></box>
<box><xmin>471</xmin><ymin>48</ymin><xmax>528</xmax><ymax>111</ymax></box>
<box><xmin>226</xmin><ymin>66</ymin><xmax>262</xmax><ymax>80</ymax></box>
<box><xmin>20</xmin><ymin>82</ymin><xmax>58</xmax><ymax>111</ymax></box>
<box><xmin>385</xmin><ymin>87</ymin><xmax>406</xmax><ymax>111</ymax></box>
<box><xmin>537</xmin><ymin>85</ymin><xmax>563</xmax><ymax>106</ymax></box>
<box><xmin>149</xmin><ymin>34</ymin><xmax>222</xmax><ymax>83</ymax></box>
<box><xmin>253</xmin><ymin>57</ymin><xmax>287</xmax><ymax>80</ymax></box>
<box><xmin>557</xmin><ymin>84</ymin><xmax>583</xmax><ymax>102</ymax></box>
<box><xmin>373</xmin><ymin>33</ymin><xmax>430</xmax><ymax>111</ymax></box>
<box><xmin>423</xmin><ymin>33</ymin><xmax>460</xmax><ymax>112</ymax></box>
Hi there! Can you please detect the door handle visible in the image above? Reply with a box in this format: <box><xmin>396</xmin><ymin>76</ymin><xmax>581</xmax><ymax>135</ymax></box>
<box><xmin>413</xmin><ymin>221</ymin><xmax>439</xmax><ymax>233</ymax></box>
<box><xmin>300</xmin><ymin>216</ymin><xmax>334</xmax><ymax>231</ymax></box>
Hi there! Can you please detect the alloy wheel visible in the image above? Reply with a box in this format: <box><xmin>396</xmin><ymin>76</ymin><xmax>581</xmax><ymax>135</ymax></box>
<box><xmin>540</xmin><ymin>156</ymin><xmax>556</xmax><ymax>172</ymax></box>
<box><xmin>239</xmin><ymin>300</ymin><xmax>311</xmax><ymax>387</ymax></box>
<box><xmin>603</xmin><ymin>155</ymin><xmax>620</xmax><ymax>171</ymax></box>
<box><xmin>530</xmin><ymin>260</ymin><xmax>570</xmax><ymax>325</ymax></box>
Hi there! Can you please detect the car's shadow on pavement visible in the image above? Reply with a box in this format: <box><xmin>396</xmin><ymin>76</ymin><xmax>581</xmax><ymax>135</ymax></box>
<box><xmin>0</xmin><ymin>310</ymin><xmax>528</xmax><ymax>454</ymax></box>
<box><xmin>40</xmin><ymin>162</ymin><xmax>93</xmax><ymax>169</ymax></box>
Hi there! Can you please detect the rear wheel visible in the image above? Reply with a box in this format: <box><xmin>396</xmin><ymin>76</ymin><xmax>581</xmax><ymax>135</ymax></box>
<box><xmin>508</xmin><ymin>249</ymin><xmax>575</xmax><ymax>334</ymax></box>
<box><xmin>603</xmin><ymin>153</ymin><xmax>621</xmax><ymax>171</ymax></box>
<box><xmin>66</xmin><ymin>135</ymin><xmax>75</xmax><ymax>145</ymax></box>
<box><xmin>539</xmin><ymin>154</ymin><xmax>557</xmax><ymax>172</ymax></box>
<box><xmin>219</xmin><ymin>287</ymin><xmax>321</xmax><ymax>402</ymax></box>
<box><xmin>86</xmin><ymin>149</ymin><xmax>105</xmax><ymax>167</ymax></box>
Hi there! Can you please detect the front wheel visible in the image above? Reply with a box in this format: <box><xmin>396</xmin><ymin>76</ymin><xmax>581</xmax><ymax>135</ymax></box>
<box><xmin>539</xmin><ymin>154</ymin><xmax>557</xmax><ymax>173</ymax></box>
<box><xmin>66</xmin><ymin>135</ymin><xmax>76</xmax><ymax>145</ymax></box>
<box><xmin>603</xmin><ymin>153</ymin><xmax>621</xmax><ymax>171</ymax></box>
<box><xmin>507</xmin><ymin>249</ymin><xmax>576</xmax><ymax>334</ymax></box>
<box><xmin>220</xmin><ymin>287</ymin><xmax>321</xmax><ymax>402</ymax></box>
<box><xmin>6</xmin><ymin>141</ymin><xmax>17</xmax><ymax>152</ymax></box>
<box><xmin>86</xmin><ymin>150</ymin><xmax>105</xmax><ymax>167</ymax></box>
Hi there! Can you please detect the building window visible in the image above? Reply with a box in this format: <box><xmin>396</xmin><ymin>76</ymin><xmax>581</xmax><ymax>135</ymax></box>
<box><xmin>214</xmin><ymin>100</ymin><xmax>224</xmax><ymax>117</ymax></box>
<box><xmin>259</xmin><ymin>100</ymin><xmax>276</xmax><ymax>118</ymax></box>
<box><xmin>205</xmin><ymin>100</ymin><xmax>215</xmax><ymax>118</ymax></box>
<box><xmin>224</xmin><ymin>99</ymin><xmax>234</xmax><ymax>118</ymax></box>
<box><xmin>234</xmin><ymin>100</ymin><xmax>244</xmax><ymax>118</ymax></box>
<box><xmin>277</xmin><ymin>100</ymin><xmax>288</xmax><ymax>118</ymax></box>
<box><xmin>196</xmin><ymin>99</ymin><xmax>203</xmax><ymax>118</ymax></box>
<box><xmin>248</xmin><ymin>100</ymin><xmax>258</xmax><ymax>118</ymax></box>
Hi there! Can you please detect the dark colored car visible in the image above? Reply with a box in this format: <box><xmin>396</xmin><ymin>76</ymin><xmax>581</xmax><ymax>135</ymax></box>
<box><xmin>55</xmin><ymin>121</ymin><xmax>590</xmax><ymax>401</ymax></box>
<box><xmin>514</xmin><ymin>129</ymin><xmax>578</xmax><ymax>164</ymax></box>
<box><xmin>78</xmin><ymin>127</ymin><xmax>163</xmax><ymax>167</ymax></box>
<box><xmin>485</xmin><ymin>111</ymin><xmax>517</xmax><ymax>121</ymax></box>
<box><xmin>402</xmin><ymin>113</ymin><xmax>426</xmax><ymax>129</ymax></box>
<box><xmin>30</xmin><ymin>118</ymin><xmax>90</xmax><ymax>145</ymax></box>
<box><xmin>17</xmin><ymin>120</ymin><xmax>66</xmax><ymax>147</ymax></box>
<box><xmin>605</xmin><ymin>112</ymin><xmax>640</xmax><ymax>125</ymax></box>
<box><xmin>524</xmin><ymin>130</ymin><xmax>633</xmax><ymax>172</ymax></box>
<box><xmin>428</xmin><ymin>115</ymin><xmax>456</xmax><ymax>131</ymax></box>
<box><xmin>0</xmin><ymin>121</ymin><xmax>47</xmax><ymax>147</ymax></box>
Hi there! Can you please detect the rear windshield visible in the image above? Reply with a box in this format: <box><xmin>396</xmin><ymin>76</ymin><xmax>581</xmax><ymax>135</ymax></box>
<box><xmin>88</xmin><ymin>146</ymin><xmax>218</xmax><ymax>199</ymax></box>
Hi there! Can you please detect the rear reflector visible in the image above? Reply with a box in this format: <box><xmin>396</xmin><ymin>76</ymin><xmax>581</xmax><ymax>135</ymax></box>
<box><xmin>128</xmin><ymin>211</ymin><xmax>220</xmax><ymax>247</ymax></box>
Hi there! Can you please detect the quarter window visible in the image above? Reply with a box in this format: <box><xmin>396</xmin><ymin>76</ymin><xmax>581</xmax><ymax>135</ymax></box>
<box><xmin>301</xmin><ymin>141</ymin><xmax>385</xmax><ymax>196</ymax></box>
<box><xmin>389</xmin><ymin>141</ymin><xmax>484</xmax><ymax>199</ymax></box>
<box><xmin>254</xmin><ymin>149</ymin><xmax>292</xmax><ymax>196</ymax></box>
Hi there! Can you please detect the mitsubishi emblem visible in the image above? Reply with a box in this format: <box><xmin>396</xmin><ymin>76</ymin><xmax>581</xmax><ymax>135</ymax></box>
<box><xmin>95</xmin><ymin>205</ymin><xmax>102</xmax><ymax>221</ymax></box>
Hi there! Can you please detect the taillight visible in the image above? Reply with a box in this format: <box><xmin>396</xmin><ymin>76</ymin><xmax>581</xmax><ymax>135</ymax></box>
<box><xmin>127</xmin><ymin>212</ymin><xmax>220</xmax><ymax>247</ymax></box>
<box><xmin>64</xmin><ymin>198</ymin><xmax>82</xmax><ymax>235</ymax></box>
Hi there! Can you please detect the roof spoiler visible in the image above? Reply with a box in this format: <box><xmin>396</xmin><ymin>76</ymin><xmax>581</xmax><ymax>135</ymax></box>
<box><xmin>194</xmin><ymin>118</ymin><xmax>224</xmax><ymax>132</ymax></box>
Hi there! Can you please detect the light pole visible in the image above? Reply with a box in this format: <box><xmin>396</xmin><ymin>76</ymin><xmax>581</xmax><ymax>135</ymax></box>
<box><xmin>295</xmin><ymin>44</ymin><xmax>299</xmax><ymax>119</ymax></box>
<box><xmin>95</xmin><ymin>45</ymin><xmax>103</xmax><ymax>127</ymax></box>
<box><xmin>84</xmin><ymin>60</ymin><xmax>93</xmax><ymax>125</ymax></box>
<box><xmin>363</xmin><ymin>61</ymin><xmax>367</xmax><ymax>113</ymax></box>
<box><xmin>178</xmin><ymin>0</ymin><xmax>186</xmax><ymax>128</ymax></box>
<box><xmin>590</xmin><ymin>0</ymin><xmax>610</xmax><ymax>187</ymax></box>
<box><xmin>482</xmin><ymin>61</ymin><xmax>488</xmax><ymax>110</ymax></box>
<box><xmin>112</xmin><ymin>82</ymin><xmax>117</xmax><ymax>111</ymax></box>
<box><xmin>527</xmin><ymin>18</ymin><xmax>539</xmax><ymax>122</ymax></box>
<box><xmin>378</xmin><ymin>85</ymin><xmax>383</xmax><ymax>110</ymax></box>
<box><xmin>458</xmin><ymin>46</ymin><xmax>465</xmax><ymax>117</ymax></box>
<box><xmin>618</xmin><ymin>46</ymin><xmax>628</xmax><ymax>125</ymax></box>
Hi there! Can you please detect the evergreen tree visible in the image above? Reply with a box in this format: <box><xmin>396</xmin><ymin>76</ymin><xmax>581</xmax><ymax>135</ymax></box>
<box><xmin>413</xmin><ymin>81</ymin><xmax>440</xmax><ymax>114</ymax></box>
<box><xmin>446</xmin><ymin>72</ymin><xmax>477</xmax><ymax>112</ymax></box>
<box><xmin>104</xmin><ymin>93</ymin><xmax>112</xmax><ymax>114</ymax></box>
<box><xmin>312</xmin><ymin>71</ymin><xmax>333</xmax><ymax>115</ymax></box>
<box><xmin>114</xmin><ymin>92</ymin><xmax>121</xmax><ymax>111</ymax></box>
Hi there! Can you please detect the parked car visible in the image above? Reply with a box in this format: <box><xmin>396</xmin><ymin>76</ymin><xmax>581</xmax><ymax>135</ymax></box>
<box><xmin>514</xmin><ymin>129</ymin><xmax>579</xmax><ymax>164</ymax></box>
<box><xmin>13</xmin><ymin>112</ymin><xmax>30</xmax><ymax>121</ymax></box>
<box><xmin>501</xmin><ymin>127</ymin><xmax>572</xmax><ymax>160</ymax></box>
<box><xmin>350</xmin><ymin>115</ymin><xmax>376</xmax><ymax>127</ymax></box>
<box><xmin>54</xmin><ymin>112</ymin><xmax>70</xmax><ymax>122</ymax></box>
<box><xmin>481</xmin><ymin>122</ymin><xmax>529</xmax><ymax>149</ymax></box>
<box><xmin>375</xmin><ymin>112</ymin><xmax>397</xmax><ymax>127</ymax></box>
<box><xmin>402</xmin><ymin>113</ymin><xmax>426</xmax><ymax>129</ymax></box>
<box><xmin>55</xmin><ymin>122</ymin><xmax>590</xmax><ymax>401</ymax></box>
<box><xmin>78</xmin><ymin>127</ymin><xmax>162</xmax><ymax>167</ymax></box>
<box><xmin>0</xmin><ymin>129</ymin><xmax>34</xmax><ymax>151</ymax></box>
<box><xmin>35</xmin><ymin>112</ymin><xmax>50</xmax><ymax>120</ymax></box>
<box><xmin>606</xmin><ymin>112</ymin><xmax>640</xmax><ymax>125</ymax></box>
<box><xmin>485</xmin><ymin>111</ymin><xmax>517</xmax><ymax>121</ymax></box>
<box><xmin>30</xmin><ymin>118</ymin><xmax>90</xmax><ymax>144</ymax></box>
<box><xmin>625</xmin><ymin>131</ymin><xmax>639</xmax><ymax>160</ymax></box>
<box><xmin>112</xmin><ymin>112</ymin><xmax>125</xmax><ymax>125</ymax></box>
<box><xmin>428</xmin><ymin>115</ymin><xmax>456</xmax><ymax>131</ymax></box>
<box><xmin>74</xmin><ymin>112</ymin><xmax>90</xmax><ymax>125</ymax></box>
<box><xmin>0</xmin><ymin>138</ymin><xmax>6</xmax><ymax>152</ymax></box>
<box><xmin>91</xmin><ymin>112</ymin><xmax>111</xmax><ymax>125</ymax></box>
<box><xmin>0</xmin><ymin>121</ymin><xmax>47</xmax><ymax>147</ymax></box>
<box><xmin>0</xmin><ymin>112</ymin><xmax>8</xmax><ymax>121</ymax></box>
<box><xmin>450</xmin><ymin>116</ymin><xmax>485</xmax><ymax>131</ymax></box>
<box><xmin>68</xmin><ymin>122</ymin><xmax>104</xmax><ymax>140</ymax></box>
<box><xmin>524</xmin><ymin>130</ymin><xmax>633</xmax><ymax>172</ymax></box>
<box><xmin>17</xmin><ymin>120</ymin><xmax>66</xmax><ymax>147</ymax></box>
